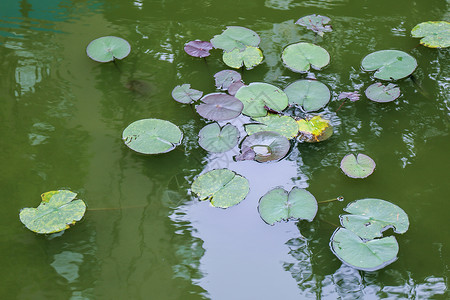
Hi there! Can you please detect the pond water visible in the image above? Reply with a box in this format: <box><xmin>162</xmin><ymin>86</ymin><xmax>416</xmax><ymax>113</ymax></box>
<box><xmin>1</xmin><ymin>0</ymin><xmax>449</xmax><ymax>299</ymax></box>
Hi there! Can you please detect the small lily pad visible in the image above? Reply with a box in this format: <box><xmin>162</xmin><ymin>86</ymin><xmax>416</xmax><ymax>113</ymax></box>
<box><xmin>172</xmin><ymin>84</ymin><xmax>203</xmax><ymax>104</ymax></box>
<box><xmin>214</xmin><ymin>70</ymin><xmax>242</xmax><ymax>90</ymax></box>
<box><xmin>222</xmin><ymin>46</ymin><xmax>263</xmax><ymax>70</ymax></box>
<box><xmin>86</xmin><ymin>36</ymin><xmax>131</xmax><ymax>63</ymax></box>
<box><xmin>198</xmin><ymin>123</ymin><xmax>239</xmax><ymax>153</ymax></box>
<box><xmin>238</xmin><ymin>131</ymin><xmax>290</xmax><ymax>162</ymax></box>
<box><xmin>361</xmin><ymin>50</ymin><xmax>417</xmax><ymax>81</ymax></box>
<box><xmin>191</xmin><ymin>169</ymin><xmax>249</xmax><ymax>208</ymax></box>
<box><xmin>19</xmin><ymin>190</ymin><xmax>86</xmax><ymax>234</ymax></box>
<box><xmin>365</xmin><ymin>82</ymin><xmax>400</xmax><ymax>102</ymax></box>
<box><xmin>122</xmin><ymin>118</ymin><xmax>183</xmax><ymax>154</ymax></box>
<box><xmin>411</xmin><ymin>21</ymin><xmax>450</xmax><ymax>48</ymax></box>
<box><xmin>184</xmin><ymin>40</ymin><xmax>213</xmax><ymax>57</ymax></box>
<box><xmin>228</xmin><ymin>81</ymin><xmax>245</xmax><ymax>96</ymax></box>
<box><xmin>196</xmin><ymin>93</ymin><xmax>244</xmax><ymax>121</ymax></box>
<box><xmin>330</xmin><ymin>228</ymin><xmax>399</xmax><ymax>272</ymax></box>
<box><xmin>245</xmin><ymin>114</ymin><xmax>299</xmax><ymax>139</ymax></box>
<box><xmin>340</xmin><ymin>153</ymin><xmax>376</xmax><ymax>178</ymax></box>
<box><xmin>284</xmin><ymin>79</ymin><xmax>330</xmax><ymax>111</ymax></box>
<box><xmin>282</xmin><ymin>42</ymin><xmax>330</xmax><ymax>73</ymax></box>
<box><xmin>340</xmin><ymin>198</ymin><xmax>410</xmax><ymax>240</ymax></box>
<box><xmin>258</xmin><ymin>187</ymin><xmax>318</xmax><ymax>225</ymax></box>
<box><xmin>211</xmin><ymin>26</ymin><xmax>261</xmax><ymax>52</ymax></box>
<box><xmin>295</xmin><ymin>14</ymin><xmax>333</xmax><ymax>37</ymax></box>
<box><xmin>297</xmin><ymin>115</ymin><xmax>333</xmax><ymax>143</ymax></box>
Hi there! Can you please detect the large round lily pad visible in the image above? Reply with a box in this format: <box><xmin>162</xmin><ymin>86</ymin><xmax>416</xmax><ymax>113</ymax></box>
<box><xmin>235</xmin><ymin>82</ymin><xmax>288</xmax><ymax>118</ymax></box>
<box><xmin>282</xmin><ymin>42</ymin><xmax>330</xmax><ymax>73</ymax></box>
<box><xmin>211</xmin><ymin>26</ymin><xmax>261</xmax><ymax>52</ymax></box>
<box><xmin>196</xmin><ymin>93</ymin><xmax>243</xmax><ymax>121</ymax></box>
<box><xmin>330</xmin><ymin>228</ymin><xmax>399</xmax><ymax>272</ymax></box>
<box><xmin>295</xmin><ymin>14</ymin><xmax>333</xmax><ymax>37</ymax></box>
<box><xmin>184</xmin><ymin>40</ymin><xmax>213</xmax><ymax>57</ymax></box>
<box><xmin>19</xmin><ymin>190</ymin><xmax>86</xmax><ymax>234</ymax></box>
<box><xmin>297</xmin><ymin>115</ymin><xmax>333</xmax><ymax>143</ymax></box>
<box><xmin>214</xmin><ymin>70</ymin><xmax>242</xmax><ymax>90</ymax></box>
<box><xmin>86</xmin><ymin>36</ymin><xmax>131</xmax><ymax>63</ymax></box>
<box><xmin>340</xmin><ymin>153</ymin><xmax>376</xmax><ymax>178</ymax></box>
<box><xmin>361</xmin><ymin>50</ymin><xmax>417</xmax><ymax>81</ymax></box>
<box><xmin>122</xmin><ymin>118</ymin><xmax>183</xmax><ymax>154</ymax></box>
<box><xmin>198</xmin><ymin>123</ymin><xmax>239</xmax><ymax>153</ymax></box>
<box><xmin>284</xmin><ymin>79</ymin><xmax>330</xmax><ymax>111</ymax></box>
<box><xmin>237</xmin><ymin>131</ymin><xmax>290</xmax><ymax>162</ymax></box>
<box><xmin>340</xmin><ymin>198</ymin><xmax>409</xmax><ymax>239</ymax></box>
<box><xmin>172</xmin><ymin>84</ymin><xmax>203</xmax><ymax>104</ymax></box>
<box><xmin>245</xmin><ymin>114</ymin><xmax>299</xmax><ymax>139</ymax></box>
<box><xmin>411</xmin><ymin>21</ymin><xmax>450</xmax><ymax>48</ymax></box>
<box><xmin>258</xmin><ymin>187</ymin><xmax>318</xmax><ymax>225</ymax></box>
<box><xmin>365</xmin><ymin>82</ymin><xmax>400</xmax><ymax>103</ymax></box>
<box><xmin>222</xmin><ymin>46</ymin><xmax>263</xmax><ymax>70</ymax></box>
<box><xmin>191</xmin><ymin>169</ymin><xmax>250</xmax><ymax>208</ymax></box>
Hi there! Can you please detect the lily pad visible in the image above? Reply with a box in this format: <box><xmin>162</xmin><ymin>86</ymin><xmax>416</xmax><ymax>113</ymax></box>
<box><xmin>211</xmin><ymin>26</ymin><xmax>261</xmax><ymax>52</ymax></box>
<box><xmin>222</xmin><ymin>46</ymin><xmax>263</xmax><ymax>70</ymax></box>
<box><xmin>411</xmin><ymin>21</ymin><xmax>450</xmax><ymax>48</ymax></box>
<box><xmin>198</xmin><ymin>123</ymin><xmax>239</xmax><ymax>153</ymax></box>
<box><xmin>297</xmin><ymin>115</ymin><xmax>333</xmax><ymax>143</ymax></box>
<box><xmin>122</xmin><ymin>118</ymin><xmax>183</xmax><ymax>154</ymax></box>
<box><xmin>258</xmin><ymin>187</ymin><xmax>318</xmax><ymax>225</ymax></box>
<box><xmin>19</xmin><ymin>190</ymin><xmax>86</xmax><ymax>234</ymax></box>
<box><xmin>184</xmin><ymin>40</ymin><xmax>213</xmax><ymax>57</ymax></box>
<box><xmin>235</xmin><ymin>82</ymin><xmax>288</xmax><ymax>118</ymax></box>
<box><xmin>172</xmin><ymin>84</ymin><xmax>203</xmax><ymax>104</ymax></box>
<box><xmin>284</xmin><ymin>79</ymin><xmax>330</xmax><ymax>112</ymax></box>
<box><xmin>282</xmin><ymin>42</ymin><xmax>330</xmax><ymax>73</ymax></box>
<box><xmin>86</xmin><ymin>36</ymin><xmax>131</xmax><ymax>63</ymax></box>
<box><xmin>340</xmin><ymin>153</ymin><xmax>376</xmax><ymax>178</ymax></box>
<box><xmin>365</xmin><ymin>82</ymin><xmax>400</xmax><ymax>102</ymax></box>
<box><xmin>330</xmin><ymin>228</ymin><xmax>399</xmax><ymax>272</ymax></box>
<box><xmin>238</xmin><ymin>131</ymin><xmax>290</xmax><ymax>162</ymax></box>
<box><xmin>245</xmin><ymin>114</ymin><xmax>299</xmax><ymax>139</ymax></box>
<box><xmin>361</xmin><ymin>50</ymin><xmax>417</xmax><ymax>81</ymax></box>
<box><xmin>340</xmin><ymin>198</ymin><xmax>410</xmax><ymax>240</ymax></box>
<box><xmin>214</xmin><ymin>70</ymin><xmax>242</xmax><ymax>90</ymax></box>
<box><xmin>196</xmin><ymin>93</ymin><xmax>243</xmax><ymax>121</ymax></box>
<box><xmin>228</xmin><ymin>81</ymin><xmax>245</xmax><ymax>96</ymax></box>
<box><xmin>295</xmin><ymin>14</ymin><xmax>333</xmax><ymax>37</ymax></box>
<box><xmin>191</xmin><ymin>169</ymin><xmax>250</xmax><ymax>208</ymax></box>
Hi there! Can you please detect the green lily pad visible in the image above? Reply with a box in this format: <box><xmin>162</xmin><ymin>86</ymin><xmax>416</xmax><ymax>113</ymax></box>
<box><xmin>295</xmin><ymin>14</ymin><xmax>333</xmax><ymax>37</ymax></box>
<box><xmin>214</xmin><ymin>70</ymin><xmax>242</xmax><ymax>90</ymax></box>
<box><xmin>198</xmin><ymin>123</ymin><xmax>239</xmax><ymax>153</ymax></box>
<box><xmin>297</xmin><ymin>115</ymin><xmax>333</xmax><ymax>143</ymax></box>
<box><xmin>340</xmin><ymin>153</ymin><xmax>376</xmax><ymax>178</ymax></box>
<box><xmin>330</xmin><ymin>227</ymin><xmax>399</xmax><ymax>271</ymax></box>
<box><xmin>365</xmin><ymin>82</ymin><xmax>400</xmax><ymax>103</ymax></box>
<box><xmin>172</xmin><ymin>84</ymin><xmax>203</xmax><ymax>104</ymax></box>
<box><xmin>191</xmin><ymin>169</ymin><xmax>250</xmax><ymax>208</ymax></box>
<box><xmin>282</xmin><ymin>42</ymin><xmax>330</xmax><ymax>73</ymax></box>
<box><xmin>245</xmin><ymin>114</ymin><xmax>299</xmax><ymax>139</ymax></box>
<box><xmin>122</xmin><ymin>118</ymin><xmax>183</xmax><ymax>154</ymax></box>
<box><xmin>19</xmin><ymin>190</ymin><xmax>86</xmax><ymax>234</ymax></box>
<box><xmin>235</xmin><ymin>82</ymin><xmax>288</xmax><ymax>118</ymax></box>
<box><xmin>411</xmin><ymin>21</ymin><xmax>450</xmax><ymax>48</ymax></box>
<box><xmin>222</xmin><ymin>46</ymin><xmax>263</xmax><ymax>70</ymax></box>
<box><xmin>86</xmin><ymin>36</ymin><xmax>131</xmax><ymax>63</ymax></box>
<box><xmin>211</xmin><ymin>26</ymin><xmax>261</xmax><ymax>52</ymax></box>
<box><xmin>284</xmin><ymin>79</ymin><xmax>330</xmax><ymax>111</ymax></box>
<box><xmin>258</xmin><ymin>187</ymin><xmax>318</xmax><ymax>225</ymax></box>
<box><xmin>196</xmin><ymin>93</ymin><xmax>243</xmax><ymax>121</ymax></box>
<box><xmin>340</xmin><ymin>198</ymin><xmax>409</xmax><ymax>239</ymax></box>
<box><xmin>238</xmin><ymin>131</ymin><xmax>290</xmax><ymax>162</ymax></box>
<box><xmin>361</xmin><ymin>50</ymin><xmax>417</xmax><ymax>81</ymax></box>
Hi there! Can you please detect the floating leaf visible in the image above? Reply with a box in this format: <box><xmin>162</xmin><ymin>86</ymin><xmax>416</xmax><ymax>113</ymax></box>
<box><xmin>184</xmin><ymin>40</ymin><xmax>213</xmax><ymax>57</ymax></box>
<box><xmin>235</xmin><ymin>82</ymin><xmax>288</xmax><ymax>118</ymax></box>
<box><xmin>258</xmin><ymin>187</ymin><xmax>318</xmax><ymax>225</ymax></box>
<box><xmin>196</xmin><ymin>93</ymin><xmax>243</xmax><ymax>121</ymax></box>
<box><xmin>245</xmin><ymin>114</ymin><xmax>299</xmax><ymax>139</ymax></box>
<box><xmin>340</xmin><ymin>198</ymin><xmax>410</xmax><ymax>239</ymax></box>
<box><xmin>361</xmin><ymin>50</ymin><xmax>417</xmax><ymax>81</ymax></box>
<box><xmin>282</xmin><ymin>42</ymin><xmax>330</xmax><ymax>73</ymax></box>
<box><xmin>365</xmin><ymin>82</ymin><xmax>400</xmax><ymax>102</ymax></box>
<box><xmin>172</xmin><ymin>84</ymin><xmax>203</xmax><ymax>104</ymax></box>
<box><xmin>340</xmin><ymin>153</ymin><xmax>376</xmax><ymax>178</ymax></box>
<box><xmin>297</xmin><ymin>115</ymin><xmax>333</xmax><ymax>143</ymax></box>
<box><xmin>214</xmin><ymin>70</ymin><xmax>242</xmax><ymax>90</ymax></box>
<box><xmin>222</xmin><ymin>46</ymin><xmax>263</xmax><ymax>70</ymax></box>
<box><xmin>228</xmin><ymin>81</ymin><xmax>245</xmax><ymax>96</ymax></box>
<box><xmin>191</xmin><ymin>169</ymin><xmax>249</xmax><ymax>208</ymax></box>
<box><xmin>338</xmin><ymin>91</ymin><xmax>360</xmax><ymax>102</ymax></box>
<box><xmin>122</xmin><ymin>118</ymin><xmax>183</xmax><ymax>154</ymax></box>
<box><xmin>284</xmin><ymin>79</ymin><xmax>330</xmax><ymax>111</ymax></box>
<box><xmin>198</xmin><ymin>123</ymin><xmax>239</xmax><ymax>153</ymax></box>
<box><xmin>211</xmin><ymin>26</ymin><xmax>261</xmax><ymax>52</ymax></box>
<box><xmin>330</xmin><ymin>228</ymin><xmax>399</xmax><ymax>271</ymax></box>
<box><xmin>19</xmin><ymin>190</ymin><xmax>86</xmax><ymax>234</ymax></box>
<box><xmin>86</xmin><ymin>36</ymin><xmax>131</xmax><ymax>63</ymax></box>
<box><xmin>295</xmin><ymin>14</ymin><xmax>333</xmax><ymax>37</ymax></box>
<box><xmin>411</xmin><ymin>21</ymin><xmax>450</xmax><ymax>48</ymax></box>
<box><xmin>238</xmin><ymin>131</ymin><xmax>290</xmax><ymax>162</ymax></box>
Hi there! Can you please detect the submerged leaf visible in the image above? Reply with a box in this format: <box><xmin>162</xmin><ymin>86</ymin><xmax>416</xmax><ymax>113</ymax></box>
<box><xmin>340</xmin><ymin>153</ymin><xmax>376</xmax><ymax>178</ymax></box>
<box><xmin>295</xmin><ymin>14</ymin><xmax>332</xmax><ymax>37</ymax></box>
<box><xmin>172</xmin><ymin>84</ymin><xmax>203</xmax><ymax>104</ymax></box>
<box><xmin>338</xmin><ymin>91</ymin><xmax>360</xmax><ymax>102</ymax></box>
<box><xmin>198</xmin><ymin>123</ymin><xmax>239</xmax><ymax>153</ymax></box>
<box><xmin>411</xmin><ymin>21</ymin><xmax>450</xmax><ymax>48</ymax></box>
<box><xmin>184</xmin><ymin>40</ymin><xmax>213</xmax><ymax>57</ymax></box>
<box><xmin>284</xmin><ymin>79</ymin><xmax>330</xmax><ymax>111</ymax></box>
<box><xmin>222</xmin><ymin>46</ymin><xmax>263</xmax><ymax>70</ymax></box>
<box><xmin>361</xmin><ymin>50</ymin><xmax>417</xmax><ymax>81</ymax></box>
<box><xmin>238</xmin><ymin>131</ymin><xmax>290</xmax><ymax>162</ymax></box>
<box><xmin>297</xmin><ymin>115</ymin><xmax>333</xmax><ymax>143</ymax></box>
<box><xmin>211</xmin><ymin>26</ymin><xmax>261</xmax><ymax>52</ymax></box>
<box><xmin>86</xmin><ymin>36</ymin><xmax>131</xmax><ymax>62</ymax></box>
<box><xmin>196</xmin><ymin>93</ymin><xmax>243</xmax><ymax>121</ymax></box>
<box><xmin>282</xmin><ymin>42</ymin><xmax>330</xmax><ymax>73</ymax></box>
<box><xmin>365</xmin><ymin>82</ymin><xmax>400</xmax><ymax>102</ymax></box>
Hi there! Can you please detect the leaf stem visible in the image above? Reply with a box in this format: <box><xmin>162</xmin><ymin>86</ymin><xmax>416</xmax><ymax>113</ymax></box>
<box><xmin>318</xmin><ymin>196</ymin><xmax>344</xmax><ymax>204</ymax></box>
<box><xmin>335</xmin><ymin>99</ymin><xmax>347</xmax><ymax>112</ymax></box>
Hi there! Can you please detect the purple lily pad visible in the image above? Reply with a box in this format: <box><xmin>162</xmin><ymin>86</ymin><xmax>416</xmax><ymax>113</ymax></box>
<box><xmin>365</xmin><ymin>83</ymin><xmax>401</xmax><ymax>103</ymax></box>
<box><xmin>340</xmin><ymin>153</ymin><xmax>376</xmax><ymax>179</ymax></box>
<box><xmin>196</xmin><ymin>93</ymin><xmax>244</xmax><ymax>121</ymax></box>
<box><xmin>214</xmin><ymin>70</ymin><xmax>242</xmax><ymax>90</ymax></box>
<box><xmin>228</xmin><ymin>81</ymin><xmax>245</xmax><ymax>96</ymax></box>
<box><xmin>184</xmin><ymin>40</ymin><xmax>213</xmax><ymax>58</ymax></box>
<box><xmin>235</xmin><ymin>145</ymin><xmax>256</xmax><ymax>161</ymax></box>
<box><xmin>295</xmin><ymin>14</ymin><xmax>333</xmax><ymax>37</ymax></box>
<box><xmin>238</xmin><ymin>131</ymin><xmax>290</xmax><ymax>163</ymax></box>
<box><xmin>338</xmin><ymin>91</ymin><xmax>361</xmax><ymax>102</ymax></box>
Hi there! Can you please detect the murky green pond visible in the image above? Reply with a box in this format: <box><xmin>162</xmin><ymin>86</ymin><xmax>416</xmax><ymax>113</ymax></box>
<box><xmin>1</xmin><ymin>0</ymin><xmax>449</xmax><ymax>299</ymax></box>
